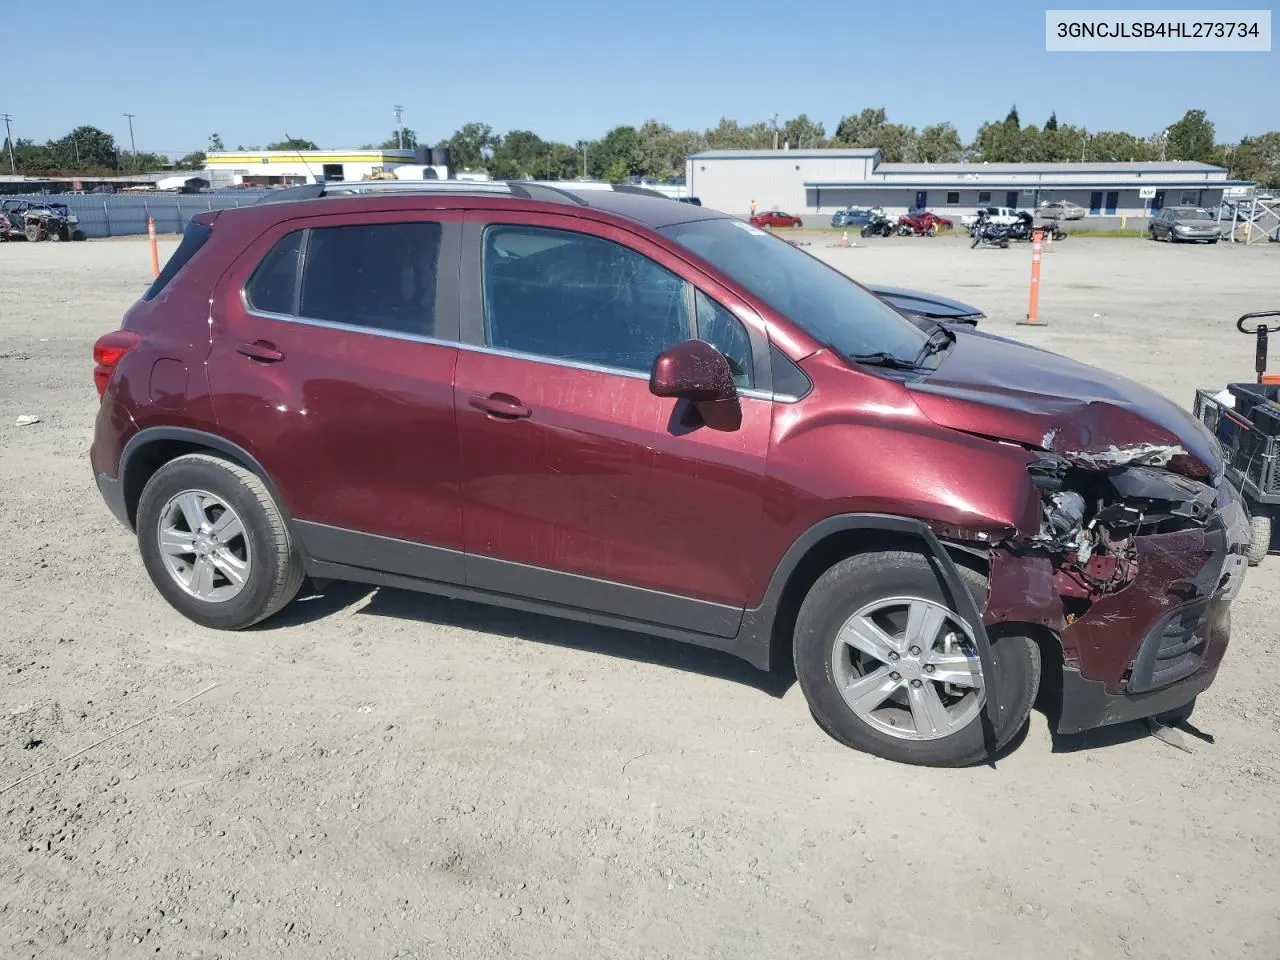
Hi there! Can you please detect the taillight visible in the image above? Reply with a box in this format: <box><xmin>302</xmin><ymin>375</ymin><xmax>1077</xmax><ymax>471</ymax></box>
<box><xmin>92</xmin><ymin>330</ymin><xmax>142</xmax><ymax>398</ymax></box>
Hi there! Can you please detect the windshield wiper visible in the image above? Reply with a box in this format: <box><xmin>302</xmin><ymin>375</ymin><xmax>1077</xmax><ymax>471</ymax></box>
<box><xmin>848</xmin><ymin>351</ymin><xmax>927</xmax><ymax>371</ymax></box>
<box><xmin>913</xmin><ymin>324</ymin><xmax>956</xmax><ymax>364</ymax></box>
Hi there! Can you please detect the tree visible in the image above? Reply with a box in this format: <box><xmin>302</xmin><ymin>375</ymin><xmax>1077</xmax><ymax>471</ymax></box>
<box><xmin>47</xmin><ymin>125</ymin><xmax>118</xmax><ymax>169</ymax></box>
<box><xmin>917</xmin><ymin>123</ymin><xmax>963</xmax><ymax>163</ymax></box>
<box><xmin>208</xmin><ymin>133</ymin><xmax>225</xmax><ymax>152</ymax></box>
<box><xmin>378</xmin><ymin>128</ymin><xmax>419</xmax><ymax>149</ymax></box>
<box><xmin>780</xmin><ymin>113</ymin><xmax>825</xmax><ymax>149</ymax></box>
<box><xmin>973</xmin><ymin>119</ymin><xmax>1024</xmax><ymax>161</ymax></box>
<box><xmin>489</xmin><ymin>129</ymin><xmax>548</xmax><ymax>179</ymax></box>
<box><xmin>439</xmin><ymin>122</ymin><xmax>498</xmax><ymax>171</ymax></box>
<box><xmin>703</xmin><ymin>117</ymin><xmax>772</xmax><ymax>149</ymax></box>
<box><xmin>11</xmin><ymin>138</ymin><xmax>54</xmax><ymax>172</ymax></box>
<box><xmin>833</xmin><ymin>108</ymin><xmax>918</xmax><ymax>161</ymax></box>
<box><xmin>1006</xmin><ymin>104</ymin><xmax>1020</xmax><ymax>129</ymax></box>
<box><xmin>834</xmin><ymin>107</ymin><xmax>887</xmax><ymax>146</ymax></box>
<box><xmin>1226</xmin><ymin>132</ymin><xmax>1280</xmax><ymax>188</ymax></box>
<box><xmin>1086</xmin><ymin>130</ymin><xmax>1153</xmax><ymax>162</ymax></box>
<box><xmin>589</xmin><ymin>125</ymin><xmax>638</xmax><ymax>179</ymax></box>
<box><xmin>265</xmin><ymin>137</ymin><xmax>319</xmax><ymax>151</ymax></box>
<box><xmin>176</xmin><ymin>151</ymin><xmax>207</xmax><ymax>170</ymax></box>
<box><xmin>1045</xmin><ymin>111</ymin><xmax>1058</xmax><ymax>132</ymax></box>
<box><xmin>1163</xmin><ymin>109</ymin><xmax>1217</xmax><ymax>162</ymax></box>
<box><xmin>634</xmin><ymin>120</ymin><xmax>702</xmax><ymax>179</ymax></box>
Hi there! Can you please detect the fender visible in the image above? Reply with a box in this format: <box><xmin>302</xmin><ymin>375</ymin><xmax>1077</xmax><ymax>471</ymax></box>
<box><xmin>117</xmin><ymin>426</ymin><xmax>298</xmax><ymax>542</ymax></box>
<box><xmin>739</xmin><ymin>513</ymin><xmax>1001</xmax><ymax>738</ymax></box>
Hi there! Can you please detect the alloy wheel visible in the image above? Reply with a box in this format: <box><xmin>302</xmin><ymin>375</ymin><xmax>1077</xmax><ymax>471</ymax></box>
<box><xmin>830</xmin><ymin>596</ymin><xmax>985</xmax><ymax>740</ymax></box>
<box><xmin>155</xmin><ymin>489</ymin><xmax>252</xmax><ymax>603</ymax></box>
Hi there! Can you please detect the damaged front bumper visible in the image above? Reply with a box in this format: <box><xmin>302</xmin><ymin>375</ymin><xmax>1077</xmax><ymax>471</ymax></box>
<box><xmin>985</xmin><ymin>468</ymin><xmax>1251</xmax><ymax>735</ymax></box>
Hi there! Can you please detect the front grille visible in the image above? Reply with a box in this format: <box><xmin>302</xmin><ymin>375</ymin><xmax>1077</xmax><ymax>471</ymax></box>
<box><xmin>1127</xmin><ymin>600</ymin><xmax>1211</xmax><ymax>693</ymax></box>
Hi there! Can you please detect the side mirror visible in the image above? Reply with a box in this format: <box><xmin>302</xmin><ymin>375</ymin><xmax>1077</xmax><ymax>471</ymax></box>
<box><xmin>649</xmin><ymin>339</ymin><xmax>737</xmax><ymax>402</ymax></box>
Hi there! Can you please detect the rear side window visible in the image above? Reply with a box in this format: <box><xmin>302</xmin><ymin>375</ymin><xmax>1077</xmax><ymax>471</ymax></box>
<box><xmin>299</xmin><ymin>223</ymin><xmax>442</xmax><ymax>336</ymax></box>
<box><xmin>246</xmin><ymin>230</ymin><xmax>302</xmax><ymax>315</ymax></box>
<box><xmin>142</xmin><ymin>219</ymin><xmax>212</xmax><ymax>301</ymax></box>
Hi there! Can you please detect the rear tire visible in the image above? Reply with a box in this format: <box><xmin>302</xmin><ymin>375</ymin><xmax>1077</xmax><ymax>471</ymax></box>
<box><xmin>135</xmin><ymin>453</ymin><xmax>305</xmax><ymax>629</ymax></box>
<box><xmin>792</xmin><ymin>550</ymin><xmax>1040</xmax><ymax>767</ymax></box>
<box><xmin>1246</xmin><ymin>512</ymin><xmax>1271</xmax><ymax>566</ymax></box>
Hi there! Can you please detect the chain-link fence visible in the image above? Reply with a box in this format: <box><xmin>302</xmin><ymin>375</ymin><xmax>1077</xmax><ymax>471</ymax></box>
<box><xmin>4</xmin><ymin>191</ymin><xmax>274</xmax><ymax>238</ymax></box>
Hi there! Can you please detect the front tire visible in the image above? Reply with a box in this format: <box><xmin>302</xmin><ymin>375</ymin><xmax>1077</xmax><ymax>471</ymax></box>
<box><xmin>135</xmin><ymin>453</ymin><xmax>305</xmax><ymax>629</ymax></box>
<box><xmin>793</xmin><ymin>550</ymin><xmax>1040</xmax><ymax>767</ymax></box>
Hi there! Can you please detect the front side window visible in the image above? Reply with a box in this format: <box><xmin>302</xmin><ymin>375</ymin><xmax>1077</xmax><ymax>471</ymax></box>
<box><xmin>299</xmin><ymin>222</ymin><xmax>441</xmax><ymax>335</ymax></box>
<box><xmin>660</xmin><ymin>218</ymin><xmax>926</xmax><ymax>365</ymax></box>
<box><xmin>482</xmin><ymin>225</ymin><xmax>755</xmax><ymax>386</ymax></box>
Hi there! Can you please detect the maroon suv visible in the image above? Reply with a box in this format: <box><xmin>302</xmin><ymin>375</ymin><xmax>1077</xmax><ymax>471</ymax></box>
<box><xmin>90</xmin><ymin>181</ymin><xmax>1250</xmax><ymax>766</ymax></box>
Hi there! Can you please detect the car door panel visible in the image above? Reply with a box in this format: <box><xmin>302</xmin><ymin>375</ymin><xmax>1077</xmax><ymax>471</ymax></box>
<box><xmin>208</xmin><ymin>211</ymin><xmax>466</xmax><ymax>573</ymax></box>
<box><xmin>454</xmin><ymin>212</ymin><xmax>772</xmax><ymax>629</ymax></box>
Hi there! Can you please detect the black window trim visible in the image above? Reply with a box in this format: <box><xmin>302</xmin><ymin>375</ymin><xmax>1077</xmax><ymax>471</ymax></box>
<box><xmin>239</xmin><ymin>215</ymin><xmax>463</xmax><ymax>344</ymax></box>
<box><xmin>458</xmin><ymin>218</ymin><xmax>788</xmax><ymax>399</ymax></box>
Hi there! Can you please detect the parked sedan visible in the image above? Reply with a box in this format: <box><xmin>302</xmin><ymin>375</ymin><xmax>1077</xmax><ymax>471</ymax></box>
<box><xmin>749</xmin><ymin>210</ymin><xmax>804</xmax><ymax>228</ymax></box>
<box><xmin>1038</xmin><ymin>200</ymin><xmax>1087</xmax><ymax>220</ymax></box>
<box><xmin>1148</xmin><ymin>206</ymin><xmax>1222</xmax><ymax>243</ymax></box>
<box><xmin>830</xmin><ymin>207</ymin><xmax>872</xmax><ymax>227</ymax></box>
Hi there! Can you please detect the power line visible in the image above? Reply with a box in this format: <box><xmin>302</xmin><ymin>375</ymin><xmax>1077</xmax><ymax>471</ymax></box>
<box><xmin>1</xmin><ymin>113</ymin><xmax>15</xmax><ymax>174</ymax></box>
<box><xmin>123</xmin><ymin>113</ymin><xmax>137</xmax><ymax>170</ymax></box>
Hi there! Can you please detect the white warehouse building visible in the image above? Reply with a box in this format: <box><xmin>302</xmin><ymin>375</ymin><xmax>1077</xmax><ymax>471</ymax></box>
<box><xmin>684</xmin><ymin>148</ymin><xmax>1250</xmax><ymax>226</ymax></box>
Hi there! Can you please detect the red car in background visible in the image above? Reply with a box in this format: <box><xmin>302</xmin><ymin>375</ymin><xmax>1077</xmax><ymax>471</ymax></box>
<box><xmin>749</xmin><ymin>210</ymin><xmax>804</xmax><ymax>228</ymax></box>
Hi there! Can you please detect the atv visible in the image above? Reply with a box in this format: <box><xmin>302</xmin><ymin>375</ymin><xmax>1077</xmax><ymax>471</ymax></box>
<box><xmin>0</xmin><ymin>200</ymin><xmax>83</xmax><ymax>242</ymax></box>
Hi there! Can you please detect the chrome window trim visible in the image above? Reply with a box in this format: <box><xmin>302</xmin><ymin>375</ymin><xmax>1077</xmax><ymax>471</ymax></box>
<box><xmin>241</xmin><ymin>307</ymin><xmax>802</xmax><ymax>403</ymax></box>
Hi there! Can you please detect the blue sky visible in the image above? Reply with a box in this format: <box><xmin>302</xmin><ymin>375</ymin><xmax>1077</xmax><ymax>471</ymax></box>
<box><xmin>4</xmin><ymin>0</ymin><xmax>1276</xmax><ymax>156</ymax></box>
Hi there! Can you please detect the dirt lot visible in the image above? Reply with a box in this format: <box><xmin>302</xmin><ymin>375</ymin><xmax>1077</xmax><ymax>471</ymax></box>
<box><xmin>2</xmin><ymin>234</ymin><xmax>1279</xmax><ymax>959</ymax></box>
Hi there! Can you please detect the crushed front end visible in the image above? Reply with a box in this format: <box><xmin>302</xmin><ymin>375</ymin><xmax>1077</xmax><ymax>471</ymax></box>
<box><xmin>983</xmin><ymin>447</ymin><xmax>1251</xmax><ymax>734</ymax></box>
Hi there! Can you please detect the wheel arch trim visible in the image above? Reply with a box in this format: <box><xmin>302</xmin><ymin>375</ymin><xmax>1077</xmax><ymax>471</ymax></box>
<box><xmin>119</xmin><ymin>427</ymin><xmax>298</xmax><ymax>544</ymax></box>
<box><xmin>743</xmin><ymin>513</ymin><xmax>1002</xmax><ymax>736</ymax></box>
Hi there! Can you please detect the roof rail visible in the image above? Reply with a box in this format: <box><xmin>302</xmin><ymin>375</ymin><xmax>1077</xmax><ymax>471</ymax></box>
<box><xmin>251</xmin><ymin>178</ymin><xmax>670</xmax><ymax>207</ymax></box>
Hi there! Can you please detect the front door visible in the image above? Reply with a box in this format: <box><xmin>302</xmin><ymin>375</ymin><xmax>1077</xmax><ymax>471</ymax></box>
<box><xmin>915</xmin><ymin>191</ymin><xmax>928</xmax><ymax>211</ymax></box>
<box><xmin>209</xmin><ymin>211</ymin><xmax>466</xmax><ymax>581</ymax></box>
<box><xmin>452</xmin><ymin>213</ymin><xmax>772</xmax><ymax>636</ymax></box>
<box><xmin>1006</xmin><ymin>191</ymin><xmax>1018</xmax><ymax>209</ymax></box>
<box><xmin>1089</xmin><ymin>192</ymin><xmax>1103</xmax><ymax>216</ymax></box>
<box><xmin>1104</xmin><ymin>191</ymin><xmax>1119</xmax><ymax>215</ymax></box>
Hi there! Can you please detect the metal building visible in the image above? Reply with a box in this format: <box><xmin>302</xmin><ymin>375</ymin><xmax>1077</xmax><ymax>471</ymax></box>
<box><xmin>685</xmin><ymin>148</ymin><xmax>1252</xmax><ymax>227</ymax></box>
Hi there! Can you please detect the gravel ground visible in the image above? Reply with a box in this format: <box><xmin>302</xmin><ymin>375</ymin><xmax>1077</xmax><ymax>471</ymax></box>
<box><xmin>2</xmin><ymin>233</ymin><xmax>1279</xmax><ymax>959</ymax></box>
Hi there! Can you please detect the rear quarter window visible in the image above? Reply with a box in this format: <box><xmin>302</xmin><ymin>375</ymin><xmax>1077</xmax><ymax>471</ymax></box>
<box><xmin>246</xmin><ymin>231</ymin><xmax>303</xmax><ymax>315</ymax></box>
<box><xmin>142</xmin><ymin>219</ymin><xmax>212</xmax><ymax>302</ymax></box>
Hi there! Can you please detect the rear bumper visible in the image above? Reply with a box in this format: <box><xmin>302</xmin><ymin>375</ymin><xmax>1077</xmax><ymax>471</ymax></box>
<box><xmin>95</xmin><ymin>472</ymin><xmax>131</xmax><ymax>530</ymax></box>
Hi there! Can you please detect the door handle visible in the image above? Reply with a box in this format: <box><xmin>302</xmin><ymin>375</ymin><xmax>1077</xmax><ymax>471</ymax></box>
<box><xmin>469</xmin><ymin>393</ymin><xmax>531</xmax><ymax>420</ymax></box>
<box><xmin>237</xmin><ymin>340</ymin><xmax>285</xmax><ymax>363</ymax></box>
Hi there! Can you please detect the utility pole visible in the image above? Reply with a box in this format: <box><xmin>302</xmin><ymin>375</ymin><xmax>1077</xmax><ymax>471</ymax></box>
<box><xmin>770</xmin><ymin>112</ymin><xmax>779</xmax><ymax>150</ymax></box>
<box><xmin>577</xmin><ymin>140</ymin><xmax>587</xmax><ymax>178</ymax></box>
<box><xmin>1</xmin><ymin>113</ymin><xmax>15</xmax><ymax>174</ymax></box>
<box><xmin>123</xmin><ymin>113</ymin><xmax>137</xmax><ymax>170</ymax></box>
<box><xmin>393</xmin><ymin>104</ymin><xmax>404</xmax><ymax>149</ymax></box>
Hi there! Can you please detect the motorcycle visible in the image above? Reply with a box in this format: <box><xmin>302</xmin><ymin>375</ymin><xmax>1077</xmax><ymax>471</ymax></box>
<box><xmin>860</xmin><ymin>208</ymin><xmax>895</xmax><ymax>238</ymax></box>
<box><xmin>1005</xmin><ymin>211</ymin><xmax>1067</xmax><ymax>243</ymax></box>
<box><xmin>970</xmin><ymin>210</ymin><xmax>1011</xmax><ymax>248</ymax></box>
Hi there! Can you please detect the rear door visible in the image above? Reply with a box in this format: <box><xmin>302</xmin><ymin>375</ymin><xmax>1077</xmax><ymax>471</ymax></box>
<box><xmin>208</xmin><ymin>209</ymin><xmax>467</xmax><ymax>581</ymax></box>
<box><xmin>452</xmin><ymin>211</ymin><xmax>773</xmax><ymax>635</ymax></box>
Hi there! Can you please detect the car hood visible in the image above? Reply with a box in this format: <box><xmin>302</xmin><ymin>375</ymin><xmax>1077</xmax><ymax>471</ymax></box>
<box><xmin>907</xmin><ymin>328</ymin><xmax>1220</xmax><ymax>476</ymax></box>
<box><xmin>866</xmin><ymin>284</ymin><xmax>984</xmax><ymax>322</ymax></box>
<box><xmin>1172</xmin><ymin>218</ymin><xmax>1217</xmax><ymax>228</ymax></box>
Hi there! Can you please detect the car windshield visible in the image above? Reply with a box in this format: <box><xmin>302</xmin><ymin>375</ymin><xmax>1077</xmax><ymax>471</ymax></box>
<box><xmin>660</xmin><ymin>217</ymin><xmax>928</xmax><ymax>363</ymax></box>
<box><xmin>1171</xmin><ymin>207</ymin><xmax>1212</xmax><ymax>220</ymax></box>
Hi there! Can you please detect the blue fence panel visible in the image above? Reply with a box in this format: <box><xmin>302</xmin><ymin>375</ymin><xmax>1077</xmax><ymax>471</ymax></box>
<box><xmin>4</xmin><ymin>191</ymin><xmax>273</xmax><ymax>238</ymax></box>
